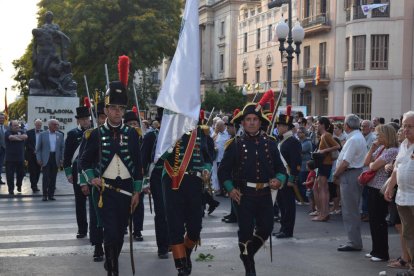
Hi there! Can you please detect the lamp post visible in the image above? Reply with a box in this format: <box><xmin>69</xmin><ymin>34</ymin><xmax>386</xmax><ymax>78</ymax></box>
<box><xmin>269</xmin><ymin>0</ymin><xmax>304</xmax><ymax>106</ymax></box>
<box><xmin>299</xmin><ymin>78</ymin><xmax>305</xmax><ymax>106</ymax></box>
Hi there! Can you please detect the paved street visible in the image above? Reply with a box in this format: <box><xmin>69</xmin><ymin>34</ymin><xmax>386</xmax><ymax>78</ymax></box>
<box><xmin>0</xmin><ymin>172</ymin><xmax>408</xmax><ymax>276</ymax></box>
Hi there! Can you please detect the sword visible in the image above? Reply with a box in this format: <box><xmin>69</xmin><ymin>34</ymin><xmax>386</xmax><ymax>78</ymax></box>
<box><xmin>148</xmin><ymin>192</ymin><xmax>153</xmax><ymax>214</ymax></box>
<box><xmin>269</xmin><ymin>235</ymin><xmax>273</xmax><ymax>262</ymax></box>
<box><xmin>129</xmin><ymin>207</ymin><xmax>135</xmax><ymax>275</ymax></box>
<box><xmin>103</xmin><ymin>183</ymin><xmax>133</xmax><ymax>196</ymax></box>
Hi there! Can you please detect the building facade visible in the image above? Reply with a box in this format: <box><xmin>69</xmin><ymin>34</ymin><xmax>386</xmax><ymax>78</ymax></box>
<box><xmin>333</xmin><ymin>0</ymin><xmax>414</xmax><ymax>121</ymax></box>
<box><xmin>199</xmin><ymin>0</ymin><xmax>261</xmax><ymax>97</ymax></box>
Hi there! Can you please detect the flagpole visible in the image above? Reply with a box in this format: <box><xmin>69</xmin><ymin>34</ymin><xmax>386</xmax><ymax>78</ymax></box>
<box><xmin>205</xmin><ymin>107</ymin><xmax>215</xmax><ymax>125</ymax></box>
<box><xmin>104</xmin><ymin>64</ymin><xmax>110</xmax><ymax>90</ymax></box>
<box><xmin>83</xmin><ymin>75</ymin><xmax>97</xmax><ymax>127</ymax></box>
<box><xmin>132</xmin><ymin>82</ymin><xmax>143</xmax><ymax>128</ymax></box>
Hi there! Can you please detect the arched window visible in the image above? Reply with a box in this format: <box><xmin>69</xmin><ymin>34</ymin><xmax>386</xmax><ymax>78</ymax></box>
<box><xmin>352</xmin><ymin>87</ymin><xmax>372</xmax><ymax>120</ymax></box>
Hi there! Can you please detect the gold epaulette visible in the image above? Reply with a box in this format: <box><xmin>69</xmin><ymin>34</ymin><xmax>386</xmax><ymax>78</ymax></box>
<box><xmin>134</xmin><ymin>127</ymin><xmax>143</xmax><ymax>137</ymax></box>
<box><xmin>224</xmin><ymin>137</ymin><xmax>235</xmax><ymax>150</ymax></box>
<box><xmin>84</xmin><ymin>128</ymin><xmax>93</xmax><ymax>140</ymax></box>
<box><xmin>199</xmin><ymin>125</ymin><xmax>210</xmax><ymax>136</ymax></box>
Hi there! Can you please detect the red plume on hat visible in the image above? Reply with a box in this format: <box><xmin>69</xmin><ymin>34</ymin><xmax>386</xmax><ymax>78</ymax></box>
<box><xmin>255</xmin><ymin>89</ymin><xmax>274</xmax><ymax>112</ymax></box>
<box><xmin>286</xmin><ymin>105</ymin><xmax>292</xmax><ymax>124</ymax></box>
<box><xmin>132</xmin><ymin>106</ymin><xmax>138</xmax><ymax>115</ymax></box>
<box><xmin>270</xmin><ymin>97</ymin><xmax>275</xmax><ymax>113</ymax></box>
<box><xmin>233</xmin><ymin>108</ymin><xmax>240</xmax><ymax>117</ymax></box>
<box><xmin>84</xmin><ymin>97</ymin><xmax>91</xmax><ymax>109</ymax></box>
<box><xmin>118</xmin><ymin>55</ymin><xmax>130</xmax><ymax>88</ymax></box>
<box><xmin>199</xmin><ymin>109</ymin><xmax>205</xmax><ymax>121</ymax></box>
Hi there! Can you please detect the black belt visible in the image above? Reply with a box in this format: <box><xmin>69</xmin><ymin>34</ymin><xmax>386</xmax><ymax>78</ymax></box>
<box><xmin>345</xmin><ymin>167</ymin><xmax>362</xmax><ymax>171</ymax></box>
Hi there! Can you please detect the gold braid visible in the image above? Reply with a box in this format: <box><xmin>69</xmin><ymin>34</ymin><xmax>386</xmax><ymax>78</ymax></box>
<box><xmin>173</xmin><ymin>140</ymin><xmax>181</xmax><ymax>176</ymax></box>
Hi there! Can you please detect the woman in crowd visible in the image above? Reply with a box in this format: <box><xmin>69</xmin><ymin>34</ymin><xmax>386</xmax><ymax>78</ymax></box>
<box><xmin>312</xmin><ymin>117</ymin><xmax>340</xmax><ymax>222</ymax></box>
<box><xmin>385</xmin><ymin>127</ymin><xmax>411</xmax><ymax>268</ymax></box>
<box><xmin>298</xmin><ymin>127</ymin><xmax>313</xmax><ymax>203</ymax></box>
<box><xmin>333</xmin><ymin>122</ymin><xmax>347</xmax><ymax>146</ymax></box>
<box><xmin>364</xmin><ymin>124</ymin><xmax>399</xmax><ymax>262</ymax></box>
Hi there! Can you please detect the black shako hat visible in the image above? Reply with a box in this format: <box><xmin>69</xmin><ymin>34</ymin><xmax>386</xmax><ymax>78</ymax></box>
<box><xmin>105</xmin><ymin>81</ymin><xmax>128</xmax><ymax>107</ymax></box>
<box><xmin>75</xmin><ymin>106</ymin><xmax>90</xmax><ymax>119</ymax></box>
<box><xmin>231</xmin><ymin>103</ymin><xmax>270</xmax><ymax>126</ymax></box>
<box><xmin>276</xmin><ymin>113</ymin><xmax>294</xmax><ymax>128</ymax></box>
<box><xmin>123</xmin><ymin>111</ymin><xmax>138</xmax><ymax>124</ymax></box>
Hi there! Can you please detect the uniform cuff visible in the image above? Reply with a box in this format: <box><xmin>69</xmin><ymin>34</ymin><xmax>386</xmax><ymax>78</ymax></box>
<box><xmin>64</xmin><ymin>167</ymin><xmax>72</xmax><ymax>177</ymax></box>
<box><xmin>83</xmin><ymin>169</ymin><xmax>96</xmax><ymax>183</ymax></box>
<box><xmin>133</xmin><ymin>180</ymin><xmax>143</xmax><ymax>192</ymax></box>
<box><xmin>223</xmin><ymin>180</ymin><xmax>234</xmax><ymax>192</ymax></box>
<box><xmin>275</xmin><ymin>173</ymin><xmax>286</xmax><ymax>184</ymax></box>
<box><xmin>78</xmin><ymin>173</ymin><xmax>87</xmax><ymax>186</ymax></box>
<box><xmin>288</xmin><ymin>175</ymin><xmax>298</xmax><ymax>183</ymax></box>
<box><xmin>203</xmin><ymin>163</ymin><xmax>212</xmax><ymax>172</ymax></box>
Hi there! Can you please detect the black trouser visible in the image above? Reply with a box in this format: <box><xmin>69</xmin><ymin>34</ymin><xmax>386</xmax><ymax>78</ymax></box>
<box><xmin>72</xmin><ymin>166</ymin><xmax>88</xmax><ymax>234</ymax></box>
<box><xmin>132</xmin><ymin>192</ymin><xmax>145</xmax><ymax>233</ymax></box>
<box><xmin>367</xmin><ymin>186</ymin><xmax>389</xmax><ymax>260</ymax></box>
<box><xmin>100</xmin><ymin>177</ymin><xmax>132</xmax><ymax>247</ymax></box>
<box><xmin>276</xmin><ymin>185</ymin><xmax>296</xmax><ymax>236</ymax></box>
<box><xmin>89</xmin><ymin>185</ymin><xmax>103</xmax><ymax>246</ymax></box>
<box><xmin>6</xmin><ymin>161</ymin><xmax>24</xmax><ymax>193</ymax></box>
<box><xmin>237</xmin><ymin>187</ymin><xmax>274</xmax><ymax>243</ymax></box>
<box><xmin>162</xmin><ymin>174</ymin><xmax>203</xmax><ymax>245</ymax></box>
<box><xmin>42</xmin><ymin>153</ymin><xmax>57</xmax><ymax>198</ymax></box>
<box><xmin>150</xmin><ymin>167</ymin><xmax>169</xmax><ymax>254</ymax></box>
<box><xmin>27</xmin><ymin>153</ymin><xmax>41</xmax><ymax>190</ymax></box>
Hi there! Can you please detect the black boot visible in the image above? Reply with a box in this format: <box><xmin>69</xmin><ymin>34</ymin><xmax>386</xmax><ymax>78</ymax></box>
<box><xmin>110</xmin><ymin>245</ymin><xmax>119</xmax><ymax>276</ymax></box>
<box><xmin>174</xmin><ymin>258</ymin><xmax>189</xmax><ymax>276</ymax></box>
<box><xmin>93</xmin><ymin>244</ymin><xmax>104</xmax><ymax>262</ymax></box>
<box><xmin>239</xmin><ymin>243</ymin><xmax>256</xmax><ymax>276</ymax></box>
<box><xmin>104</xmin><ymin>245</ymin><xmax>112</xmax><ymax>276</ymax></box>
<box><xmin>185</xmin><ymin>247</ymin><xmax>192</xmax><ymax>275</ymax></box>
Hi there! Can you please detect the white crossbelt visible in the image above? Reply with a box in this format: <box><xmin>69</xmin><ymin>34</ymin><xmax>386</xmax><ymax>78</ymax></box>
<box><xmin>246</xmin><ymin>182</ymin><xmax>269</xmax><ymax>189</ymax></box>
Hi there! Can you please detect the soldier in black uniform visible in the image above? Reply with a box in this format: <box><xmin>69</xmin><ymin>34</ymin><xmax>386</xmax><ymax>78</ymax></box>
<box><xmin>78</xmin><ymin>101</ymin><xmax>105</xmax><ymax>262</ymax></box>
<box><xmin>218</xmin><ymin>103</ymin><xmax>286</xmax><ymax>276</ymax></box>
<box><xmin>161</xmin><ymin>126</ymin><xmax>212</xmax><ymax>276</ymax></box>
<box><xmin>123</xmin><ymin>111</ymin><xmax>145</xmax><ymax>242</ymax></box>
<box><xmin>64</xmin><ymin>106</ymin><xmax>91</xmax><ymax>239</ymax></box>
<box><xmin>80</xmin><ymin>81</ymin><xmax>143</xmax><ymax>276</ymax></box>
<box><xmin>274</xmin><ymin>110</ymin><xmax>302</xmax><ymax>239</ymax></box>
<box><xmin>141</xmin><ymin>113</ymin><xmax>170</xmax><ymax>259</ymax></box>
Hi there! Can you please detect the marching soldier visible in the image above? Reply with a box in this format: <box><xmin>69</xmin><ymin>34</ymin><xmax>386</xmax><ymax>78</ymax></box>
<box><xmin>161</xmin><ymin>125</ymin><xmax>213</xmax><ymax>275</ymax></box>
<box><xmin>140</xmin><ymin>114</ymin><xmax>170</xmax><ymax>259</ymax></box>
<box><xmin>78</xmin><ymin>101</ymin><xmax>106</xmax><ymax>262</ymax></box>
<box><xmin>63</xmin><ymin>106</ymin><xmax>91</xmax><ymax>239</ymax></box>
<box><xmin>218</xmin><ymin>103</ymin><xmax>286</xmax><ymax>276</ymax></box>
<box><xmin>123</xmin><ymin>110</ymin><xmax>145</xmax><ymax>242</ymax></box>
<box><xmin>80</xmin><ymin>80</ymin><xmax>143</xmax><ymax>276</ymax></box>
<box><xmin>274</xmin><ymin>106</ymin><xmax>302</xmax><ymax>239</ymax></box>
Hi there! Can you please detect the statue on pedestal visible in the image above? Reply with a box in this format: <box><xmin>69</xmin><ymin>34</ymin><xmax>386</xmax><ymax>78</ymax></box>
<box><xmin>29</xmin><ymin>11</ymin><xmax>77</xmax><ymax>97</ymax></box>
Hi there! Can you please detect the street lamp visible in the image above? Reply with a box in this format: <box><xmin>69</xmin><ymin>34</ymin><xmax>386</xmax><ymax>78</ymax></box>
<box><xmin>299</xmin><ymin>78</ymin><xmax>305</xmax><ymax>106</ymax></box>
<box><xmin>270</xmin><ymin>0</ymin><xmax>304</xmax><ymax>106</ymax></box>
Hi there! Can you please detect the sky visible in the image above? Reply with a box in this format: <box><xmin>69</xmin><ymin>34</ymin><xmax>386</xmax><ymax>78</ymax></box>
<box><xmin>0</xmin><ymin>0</ymin><xmax>39</xmax><ymax>110</ymax></box>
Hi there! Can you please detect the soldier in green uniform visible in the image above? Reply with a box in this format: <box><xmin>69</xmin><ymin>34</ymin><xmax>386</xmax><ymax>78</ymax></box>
<box><xmin>80</xmin><ymin>81</ymin><xmax>143</xmax><ymax>276</ymax></box>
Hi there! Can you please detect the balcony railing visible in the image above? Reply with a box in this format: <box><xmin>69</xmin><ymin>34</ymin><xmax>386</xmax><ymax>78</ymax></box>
<box><xmin>302</xmin><ymin>13</ymin><xmax>330</xmax><ymax>29</ymax></box>
<box><xmin>293</xmin><ymin>66</ymin><xmax>329</xmax><ymax>82</ymax></box>
<box><xmin>352</xmin><ymin>5</ymin><xmax>390</xmax><ymax>20</ymax></box>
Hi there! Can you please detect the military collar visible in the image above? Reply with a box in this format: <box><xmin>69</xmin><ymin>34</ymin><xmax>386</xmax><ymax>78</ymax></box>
<box><xmin>103</xmin><ymin>120</ymin><xmax>123</xmax><ymax>130</ymax></box>
<box><xmin>280</xmin><ymin>130</ymin><xmax>293</xmax><ymax>143</ymax></box>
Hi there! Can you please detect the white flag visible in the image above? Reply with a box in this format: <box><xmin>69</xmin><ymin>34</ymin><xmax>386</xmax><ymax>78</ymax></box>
<box><xmin>361</xmin><ymin>4</ymin><xmax>388</xmax><ymax>16</ymax></box>
<box><xmin>154</xmin><ymin>0</ymin><xmax>200</xmax><ymax>161</ymax></box>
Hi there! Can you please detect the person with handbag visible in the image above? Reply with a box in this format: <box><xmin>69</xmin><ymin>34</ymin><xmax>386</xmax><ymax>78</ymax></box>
<box><xmin>363</xmin><ymin>124</ymin><xmax>399</xmax><ymax>262</ymax></box>
<box><xmin>312</xmin><ymin>117</ymin><xmax>340</xmax><ymax>222</ymax></box>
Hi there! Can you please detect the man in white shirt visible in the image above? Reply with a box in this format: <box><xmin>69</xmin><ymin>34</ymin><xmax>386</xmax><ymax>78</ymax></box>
<box><xmin>211</xmin><ymin>120</ymin><xmax>230</xmax><ymax>195</ymax></box>
<box><xmin>385</xmin><ymin>111</ymin><xmax>414</xmax><ymax>276</ymax></box>
<box><xmin>333</xmin><ymin>114</ymin><xmax>367</xmax><ymax>251</ymax></box>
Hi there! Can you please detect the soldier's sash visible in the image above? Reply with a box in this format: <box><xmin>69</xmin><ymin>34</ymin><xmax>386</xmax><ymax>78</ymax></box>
<box><xmin>164</xmin><ymin>129</ymin><xmax>197</xmax><ymax>190</ymax></box>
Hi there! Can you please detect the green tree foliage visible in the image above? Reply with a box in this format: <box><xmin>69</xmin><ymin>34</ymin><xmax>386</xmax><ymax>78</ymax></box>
<box><xmin>12</xmin><ymin>43</ymin><xmax>33</xmax><ymax>98</ymax></box>
<box><xmin>8</xmin><ymin>97</ymin><xmax>27</xmax><ymax>121</ymax></box>
<box><xmin>221</xmin><ymin>83</ymin><xmax>245</xmax><ymax>113</ymax></box>
<box><xmin>13</xmin><ymin>0</ymin><xmax>182</xmax><ymax>107</ymax></box>
<box><xmin>202</xmin><ymin>89</ymin><xmax>222</xmax><ymax>112</ymax></box>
